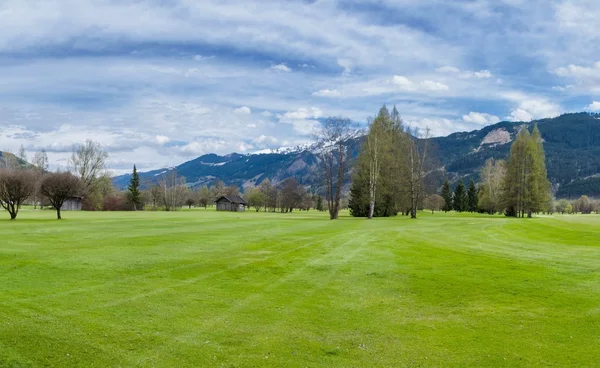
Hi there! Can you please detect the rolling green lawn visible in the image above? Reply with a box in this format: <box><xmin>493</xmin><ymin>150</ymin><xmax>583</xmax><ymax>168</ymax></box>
<box><xmin>1</xmin><ymin>209</ymin><xmax>600</xmax><ymax>367</ymax></box>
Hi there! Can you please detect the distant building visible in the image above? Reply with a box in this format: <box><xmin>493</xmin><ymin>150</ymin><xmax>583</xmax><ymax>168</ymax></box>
<box><xmin>61</xmin><ymin>197</ymin><xmax>83</xmax><ymax>211</ymax></box>
<box><xmin>215</xmin><ymin>195</ymin><xmax>247</xmax><ymax>212</ymax></box>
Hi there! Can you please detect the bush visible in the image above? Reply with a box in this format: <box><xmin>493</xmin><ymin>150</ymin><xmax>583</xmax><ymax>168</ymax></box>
<box><xmin>103</xmin><ymin>194</ymin><xmax>133</xmax><ymax>211</ymax></box>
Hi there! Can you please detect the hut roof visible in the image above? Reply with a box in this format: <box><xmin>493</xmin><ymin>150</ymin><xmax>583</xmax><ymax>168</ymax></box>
<box><xmin>215</xmin><ymin>195</ymin><xmax>247</xmax><ymax>205</ymax></box>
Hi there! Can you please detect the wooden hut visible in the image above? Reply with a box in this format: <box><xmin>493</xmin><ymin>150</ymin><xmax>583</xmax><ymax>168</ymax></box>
<box><xmin>215</xmin><ymin>195</ymin><xmax>247</xmax><ymax>212</ymax></box>
<box><xmin>61</xmin><ymin>196</ymin><xmax>83</xmax><ymax>211</ymax></box>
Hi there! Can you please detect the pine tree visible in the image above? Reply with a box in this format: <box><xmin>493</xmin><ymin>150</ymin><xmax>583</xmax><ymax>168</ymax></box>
<box><xmin>441</xmin><ymin>180</ymin><xmax>453</xmax><ymax>212</ymax></box>
<box><xmin>316</xmin><ymin>195</ymin><xmax>324</xmax><ymax>211</ymax></box>
<box><xmin>467</xmin><ymin>180</ymin><xmax>478</xmax><ymax>212</ymax></box>
<box><xmin>126</xmin><ymin>165</ymin><xmax>142</xmax><ymax>210</ymax></box>
<box><xmin>453</xmin><ymin>179</ymin><xmax>468</xmax><ymax>212</ymax></box>
<box><xmin>531</xmin><ymin>125</ymin><xmax>552</xmax><ymax>214</ymax></box>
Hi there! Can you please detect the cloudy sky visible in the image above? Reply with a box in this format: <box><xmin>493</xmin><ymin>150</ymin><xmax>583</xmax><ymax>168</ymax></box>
<box><xmin>1</xmin><ymin>0</ymin><xmax>599</xmax><ymax>173</ymax></box>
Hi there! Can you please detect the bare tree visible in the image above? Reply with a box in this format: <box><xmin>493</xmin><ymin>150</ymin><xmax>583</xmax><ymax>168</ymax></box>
<box><xmin>314</xmin><ymin>117</ymin><xmax>360</xmax><ymax>220</ymax></box>
<box><xmin>40</xmin><ymin>172</ymin><xmax>82</xmax><ymax>219</ymax></box>
<box><xmin>479</xmin><ymin>159</ymin><xmax>507</xmax><ymax>214</ymax></box>
<box><xmin>184</xmin><ymin>186</ymin><xmax>195</xmax><ymax>208</ymax></box>
<box><xmin>211</xmin><ymin>180</ymin><xmax>226</xmax><ymax>202</ymax></box>
<box><xmin>279</xmin><ymin>178</ymin><xmax>306</xmax><ymax>212</ymax></box>
<box><xmin>424</xmin><ymin>194</ymin><xmax>445</xmax><ymax>214</ymax></box>
<box><xmin>245</xmin><ymin>187</ymin><xmax>265</xmax><ymax>212</ymax></box>
<box><xmin>407</xmin><ymin>127</ymin><xmax>430</xmax><ymax>218</ymax></box>
<box><xmin>70</xmin><ymin>140</ymin><xmax>108</xmax><ymax>195</ymax></box>
<box><xmin>0</xmin><ymin>169</ymin><xmax>36</xmax><ymax>220</ymax></box>
<box><xmin>143</xmin><ymin>182</ymin><xmax>162</xmax><ymax>209</ymax></box>
<box><xmin>32</xmin><ymin>149</ymin><xmax>49</xmax><ymax>172</ymax></box>
<box><xmin>224</xmin><ymin>185</ymin><xmax>240</xmax><ymax>197</ymax></box>
<box><xmin>259</xmin><ymin>178</ymin><xmax>276</xmax><ymax>212</ymax></box>
<box><xmin>196</xmin><ymin>185</ymin><xmax>211</xmax><ymax>208</ymax></box>
<box><xmin>364</xmin><ymin>118</ymin><xmax>381</xmax><ymax>219</ymax></box>
<box><xmin>158</xmin><ymin>170</ymin><xmax>187</xmax><ymax>211</ymax></box>
<box><xmin>17</xmin><ymin>145</ymin><xmax>28</xmax><ymax>164</ymax></box>
<box><xmin>31</xmin><ymin>149</ymin><xmax>50</xmax><ymax>209</ymax></box>
<box><xmin>364</xmin><ymin>112</ymin><xmax>393</xmax><ymax>219</ymax></box>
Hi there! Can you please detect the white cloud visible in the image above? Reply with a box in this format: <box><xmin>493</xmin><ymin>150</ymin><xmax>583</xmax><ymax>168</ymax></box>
<box><xmin>270</xmin><ymin>64</ymin><xmax>292</xmax><ymax>73</ymax></box>
<box><xmin>392</xmin><ymin>75</ymin><xmax>414</xmax><ymax>88</ymax></box>
<box><xmin>0</xmin><ymin>0</ymin><xmax>591</xmax><ymax>173</ymax></box>
<box><xmin>435</xmin><ymin>66</ymin><xmax>492</xmax><ymax>79</ymax></box>
<box><xmin>279</xmin><ymin>107</ymin><xmax>323</xmax><ymax>135</ymax></box>
<box><xmin>405</xmin><ymin>117</ymin><xmax>463</xmax><ymax>137</ymax></box>
<box><xmin>155</xmin><ymin>135</ymin><xmax>170</xmax><ymax>145</ymax></box>
<box><xmin>461</xmin><ymin>70</ymin><xmax>493</xmax><ymax>79</ymax></box>
<box><xmin>179</xmin><ymin>138</ymin><xmax>234</xmax><ymax>156</ymax></box>
<box><xmin>337</xmin><ymin>58</ymin><xmax>353</xmax><ymax>76</ymax></box>
<box><xmin>234</xmin><ymin>106</ymin><xmax>252</xmax><ymax>115</ymax></box>
<box><xmin>436</xmin><ymin>66</ymin><xmax>461</xmax><ymax>74</ymax></box>
<box><xmin>421</xmin><ymin>80</ymin><xmax>450</xmax><ymax>91</ymax></box>
<box><xmin>585</xmin><ymin>101</ymin><xmax>600</xmax><ymax>111</ymax></box>
<box><xmin>391</xmin><ymin>76</ymin><xmax>449</xmax><ymax>92</ymax></box>
<box><xmin>193</xmin><ymin>55</ymin><xmax>213</xmax><ymax>61</ymax></box>
<box><xmin>507</xmin><ymin>99</ymin><xmax>561</xmax><ymax>122</ymax></box>
<box><xmin>313</xmin><ymin>89</ymin><xmax>341</xmax><ymax>97</ymax></box>
<box><xmin>555</xmin><ymin>62</ymin><xmax>600</xmax><ymax>79</ymax></box>
<box><xmin>280</xmin><ymin>107</ymin><xmax>323</xmax><ymax>121</ymax></box>
<box><xmin>238</xmin><ymin>142</ymin><xmax>253</xmax><ymax>152</ymax></box>
<box><xmin>508</xmin><ymin>108</ymin><xmax>534</xmax><ymax>122</ymax></box>
<box><xmin>254</xmin><ymin>135</ymin><xmax>278</xmax><ymax>144</ymax></box>
<box><xmin>462</xmin><ymin>112</ymin><xmax>500</xmax><ymax>125</ymax></box>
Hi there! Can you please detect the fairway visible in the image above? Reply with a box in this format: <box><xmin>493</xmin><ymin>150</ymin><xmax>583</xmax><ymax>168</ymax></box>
<box><xmin>1</xmin><ymin>210</ymin><xmax>600</xmax><ymax>367</ymax></box>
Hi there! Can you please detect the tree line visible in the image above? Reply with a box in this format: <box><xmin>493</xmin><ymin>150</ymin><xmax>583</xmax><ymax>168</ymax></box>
<box><xmin>4</xmin><ymin>111</ymin><xmax>596</xmax><ymax>220</ymax></box>
<box><xmin>345</xmin><ymin>106</ymin><xmax>431</xmax><ymax>219</ymax></box>
<box><xmin>421</xmin><ymin>125</ymin><xmax>571</xmax><ymax>217</ymax></box>
<box><xmin>244</xmin><ymin>177</ymin><xmax>324</xmax><ymax>212</ymax></box>
<box><xmin>125</xmin><ymin>166</ymin><xmax>326</xmax><ymax>213</ymax></box>
<box><xmin>0</xmin><ymin>141</ymin><xmax>107</xmax><ymax>220</ymax></box>
<box><xmin>342</xmin><ymin>108</ymin><xmax>562</xmax><ymax>219</ymax></box>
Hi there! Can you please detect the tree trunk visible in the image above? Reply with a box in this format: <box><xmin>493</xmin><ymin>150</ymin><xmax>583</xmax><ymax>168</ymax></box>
<box><xmin>368</xmin><ymin>199</ymin><xmax>375</xmax><ymax>219</ymax></box>
<box><xmin>56</xmin><ymin>208</ymin><xmax>62</xmax><ymax>220</ymax></box>
<box><xmin>8</xmin><ymin>203</ymin><xmax>17</xmax><ymax>220</ymax></box>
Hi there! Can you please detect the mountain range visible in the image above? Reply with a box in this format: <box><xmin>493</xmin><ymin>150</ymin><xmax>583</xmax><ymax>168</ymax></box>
<box><xmin>74</xmin><ymin>113</ymin><xmax>600</xmax><ymax>199</ymax></box>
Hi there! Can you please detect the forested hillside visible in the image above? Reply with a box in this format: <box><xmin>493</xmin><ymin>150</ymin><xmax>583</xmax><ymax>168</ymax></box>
<box><xmin>112</xmin><ymin>113</ymin><xmax>600</xmax><ymax>197</ymax></box>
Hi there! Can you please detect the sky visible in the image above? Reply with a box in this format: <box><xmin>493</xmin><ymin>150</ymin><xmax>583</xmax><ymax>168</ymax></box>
<box><xmin>1</xmin><ymin>0</ymin><xmax>600</xmax><ymax>174</ymax></box>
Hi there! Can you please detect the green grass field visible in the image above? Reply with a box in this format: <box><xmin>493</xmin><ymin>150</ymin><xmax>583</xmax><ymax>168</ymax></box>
<box><xmin>1</xmin><ymin>209</ymin><xmax>599</xmax><ymax>367</ymax></box>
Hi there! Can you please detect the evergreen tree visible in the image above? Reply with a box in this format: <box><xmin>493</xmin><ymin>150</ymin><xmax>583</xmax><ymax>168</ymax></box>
<box><xmin>126</xmin><ymin>165</ymin><xmax>142</xmax><ymax>210</ymax></box>
<box><xmin>453</xmin><ymin>179</ymin><xmax>468</xmax><ymax>212</ymax></box>
<box><xmin>467</xmin><ymin>180</ymin><xmax>478</xmax><ymax>212</ymax></box>
<box><xmin>531</xmin><ymin>125</ymin><xmax>553</xmax><ymax>214</ymax></box>
<box><xmin>348</xmin><ymin>172</ymin><xmax>369</xmax><ymax>217</ymax></box>
<box><xmin>316</xmin><ymin>195</ymin><xmax>324</xmax><ymax>211</ymax></box>
<box><xmin>441</xmin><ymin>180</ymin><xmax>453</xmax><ymax>212</ymax></box>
